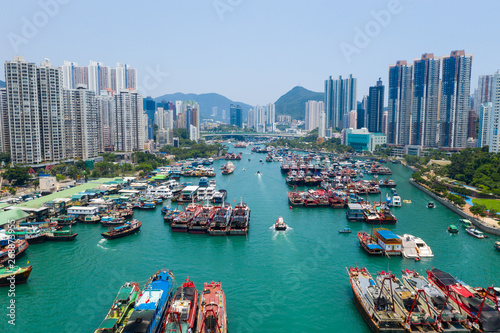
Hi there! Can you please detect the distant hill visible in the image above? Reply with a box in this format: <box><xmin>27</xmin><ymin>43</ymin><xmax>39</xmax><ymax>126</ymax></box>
<box><xmin>154</xmin><ymin>92</ymin><xmax>252</xmax><ymax>123</ymax></box>
<box><xmin>275</xmin><ymin>86</ymin><xmax>324</xmax><ymax>120</ymax></box>
<box><xmin>0</xmin><ymin>80</ymin><xmax>5</xmax><ymax>88</ymax></box>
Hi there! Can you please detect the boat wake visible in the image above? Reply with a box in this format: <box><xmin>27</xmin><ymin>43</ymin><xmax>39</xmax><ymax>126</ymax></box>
<box><xmin>97</xmin><ymin>239</ymin><xmax>115</xmax><ymax>251</ymax></box>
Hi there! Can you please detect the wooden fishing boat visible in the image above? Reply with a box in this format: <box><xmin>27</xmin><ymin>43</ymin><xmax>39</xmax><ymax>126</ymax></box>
<box><xmin>196</xmin><ymin>281</ymin><xmax>227</xmax><ymax>333</ymax></box>
<box><xmin>447</xmin><ymin>225</ymin><xmax>459</xmax><ymax>233</ymax></box>
<box><xmin>347</xmin><ymin>267</ymin><xmax>404</xmax><ymax>333</ymax></box>
<box><xmin>54</xmin><ymin>214</ymin><xmax>76</xmax><ymax>226</ymax></box>
<box><xmin>45</xmin><ymin>227</ymin><xmax>78</xmax><ymax>241</ymax></box>
<box><xmin>358</xmin><ymin>231</ymin><xmax>384</xmax><ymax>255</ymax></box>
<box><xmin>94</xmin><ymin>282</ymin><xmax>140</xmax><ymax>333</ymax></box>
<box><xmin>7</xmin><ymin>226</ymin><xmax>46</xmax><ymax>244</ymax></box>
<box><xmin>0</xmin><ymin>265</ymin><xmax>32</xmax><ymax>287</ymax></box>
<box><xmin>102</xmin><ymin>220</ymin><xmax>142</xmax><ymax>240</ymax></box>
<box><xmin>100</xmin><ymin>216</ymin><xmax>126</xmax><ymax>227</ymax></box>
<box><xmin>163</xmin><ymin>278</ymin><xmax>198</xmax><ymax>333</ymax></box>
<box><xmin>275</xmin><ymin>216</ymin><xmax>287</xmax><ymax>231</ymax></box>
<box><xmin>81</xmin><ymin>214</ymin><xmax>101</xmax><ymax>224</ymax></box>
<box><xmin>0</xmin><ymin>240</ymin><xmax>29</xmax><ymax>265</ymax></box>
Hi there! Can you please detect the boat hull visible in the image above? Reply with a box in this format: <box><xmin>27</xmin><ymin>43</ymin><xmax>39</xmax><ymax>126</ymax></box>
<box><xmin>0</xmin><ymin>266</ymin><xmax>32</xmax><ymax>287</ymax></box>
<box><xmin>25</xmin><ymin>235</ymin><xmax>46</xmax><ymax>244</ymax></box>
<box><xmin>102</xmin><ymin>226</ymin><xmax>141</xmax><ymax>240</ymax></box>
<box><xmin>46</xmin><ymin>233</ymin><xmax>77</xmax><ymax>241</ymax></box>
<box><xmin>228</xmin><ymin>228</ymin><xmax>248</xmax><ymax>235</ymax></box>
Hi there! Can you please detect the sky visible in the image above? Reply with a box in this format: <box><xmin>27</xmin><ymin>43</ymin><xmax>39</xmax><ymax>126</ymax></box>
<box><xmin>0</xmin><ymin>0</ymin><xmax>498</xmax><ymax>106</ymax></box>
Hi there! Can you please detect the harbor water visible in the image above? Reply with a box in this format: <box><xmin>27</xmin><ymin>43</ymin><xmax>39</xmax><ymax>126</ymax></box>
<box><xmin>2</xmin><ymin>147</ymin><xmax>500</xmax><ymax>332</ymax></box>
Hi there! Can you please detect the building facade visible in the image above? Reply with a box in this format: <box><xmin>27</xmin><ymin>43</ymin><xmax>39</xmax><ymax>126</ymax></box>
<box><xmin>387</xmin><ymin>60</ymin><xmax>413</xmax><ymax>146</ymax></box>
<box><xmin>367</xmin><ymin>78</ymin><xmax>384</xmax><ymax>133</ymax></box>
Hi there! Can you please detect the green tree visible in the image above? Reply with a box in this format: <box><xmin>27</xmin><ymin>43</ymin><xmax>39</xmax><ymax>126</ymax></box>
<box><xmin>3</xmin><ymin>166</ymin><xmax>31</xmax><ymax>186</ymax></box>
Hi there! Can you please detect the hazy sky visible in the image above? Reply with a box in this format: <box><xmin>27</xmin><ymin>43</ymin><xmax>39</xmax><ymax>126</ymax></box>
<box><xmin>0</xmin><ymin>0</ymin><xmax>498</xmax><ymax>105</ymax></box>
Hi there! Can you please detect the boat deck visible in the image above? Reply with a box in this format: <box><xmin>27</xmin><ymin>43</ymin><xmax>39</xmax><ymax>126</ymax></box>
<box><xmin>401</xmin><ymin>237</ymin><xmax>418</xmax><ymax>258</ymax></box>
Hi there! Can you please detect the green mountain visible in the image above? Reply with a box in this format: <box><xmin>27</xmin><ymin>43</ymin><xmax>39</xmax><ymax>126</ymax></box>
<box><xmin>154</xmin><ymin>92</ymin><xmax>252</xmax><ymax>122</ymax></box>
<box><xmin>0</xmin><ymin>80</ymin><xmax>5</xmax><ymax>88</ymax></box>
<box><xmin>275</xmin><ymin>86</ymin><xmax>324</xmax><ymax>120</ymax></box>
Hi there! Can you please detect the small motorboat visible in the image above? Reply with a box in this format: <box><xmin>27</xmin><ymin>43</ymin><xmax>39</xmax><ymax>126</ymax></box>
<box><xmin>466</xmin><ymin>227</ymin><xmax>486</xmax><ymax>239</ymax></box>
<box><xmin>275</xmin><ymin>217</ymin><xmax>287</xmax><ymax>230</ymax></box>
<box><xmin>427</xmin><ymin>202</ymin><xmax>435</xmax><ymax>208</ymax></box>
<box><xmin>403</xmin><ymin>199</ymin><xmax>412</xmax><ymax>204</ymax></box>
<box><xmin>447</xmin><ymin>225</ymin><xmax>459</xmax><ymax>233</ymax></box>
<box><xmin>338</xmin><ymin>227</ymin><xmax>352</xmax><ymax>233</ymax></box>
<box><xmin>495</xmin><ymin>241</ymin><xmax>500</xmax><ymax>251</ymax></box>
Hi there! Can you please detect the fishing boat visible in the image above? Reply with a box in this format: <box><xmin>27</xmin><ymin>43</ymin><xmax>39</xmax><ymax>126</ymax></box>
<box><xmin>339</xmin><ymin>227</ymin><xmax>352</xmax><ymax>233</ymax></box>
<box><xmin>346</xmin><ymin>267</ymin><xmax>405</xmax><ymax>333</ymax></box>
<box><xmin>376</xmin><ymin>271</ymin><xmax>438</xmax><ymax>331</ymax></box>
<box><xmin>208</xmin><ymin>203</ymin><xmax>232</xmax><ymax>235</ymax></box>
<box><xmin>427</xmin><ymin>268</ymin><xmax>500</xmax><ymax>332</ymax></box>
<box><xmin>7</xmin><ymin>226</ymin><xmax>46</xmax><ymax>244</ymax></box>
<box><xmin>100</xmin><ymin>216</ymin><xmax>126</xmax><ymax>227</ymax></box>
<box><xmin>427</xmin><ymin>202</ymin><xmax>435</xmax><ymax>209</ymax></box>
<box><xmin>275</xmin><ymin>216</ymin><xmax>287</xmax><ymax>230</ymax></box>
<box><xmin>447</xmin><ymin>225</ymin><xmax>459</xmax><ymax>233</ymax></box>
<box><xmin>196</xmin><ymin>281</ymin><xmax>227</xmax><ymax>333</ymax></box>
<box><xmin>0</xmin><ymin>265</ymin><xmax>32</xmax><ymax>287</ymax></box>
<box><xmin>0</xmin><ymin>239</ymin><xmax>29</xmax><ymax>265</ymax></box>
<box><xmin>358</xmin><ymin>231</ymin><xmax>384</xmax><ymax>255</ymax></box>
<box><xmin>95</xmin><ymin>282</ymin><xmax>140</xmax><ymax>333</ymax></box>
<box><xmin>171</xmin><ymin>203</ymin><xmax>202</xmax><ymax>233</ymax></box>
<box><xmin>122</xmin><ymin>270</ymin><xmax>175</xmax><ymax>333</ymax></box>
<box><xmin>221</xmin><ymin>162</ymin><xmax>235</xmax><ymax>175</ymax></box>
<box><xmin>102</xmin><ymin>220</ymin><xmax>142</xmax><ymax>240</ymax></box>
<box><xmin>164</xmin><ymin>209</ymin><xmax>181</xmax><ymax>224</ymax></box>
<box><xmin>45</xmin><ymin>227</ymin><xmax>78</xmax><ymax>241</ymax></box>
<box><xmin>163</xmin><ymin>278</ymin><xmax>198</xmax><ymax>333</ymax></box>
<box><xmin>189</xmin><ymin>203</ymin><xmax>215</xmax><ymax>234</ymax></box>
<box><xmin>228</xmin><ymin>201</ymin><xmax>250</xmax><ymax>235</ymax></box>
<box><xmin>54</xmin><ymin>214</ymin><xmax>76</xmax><ymax>226</ymax></box>
<box><xmin>401</xmin><ymin>269</ymin><xmax>470</xmax><ymax>331</ymax></box>
<box><xmin>465</xmin><ymin>228</ymin><xmax>485</xmax><ymax>239</ymax></box>
<box><xmin>82</xmin><ymin>214</ymin><xmax>101</xmax><ymax>224</ymax></box>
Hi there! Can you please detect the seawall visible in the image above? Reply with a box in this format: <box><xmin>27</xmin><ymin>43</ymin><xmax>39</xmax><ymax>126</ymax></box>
<box><xmin>409</xmin><ymin>179</ymin><xmax>500</xmax><ymax>236</ymax></box>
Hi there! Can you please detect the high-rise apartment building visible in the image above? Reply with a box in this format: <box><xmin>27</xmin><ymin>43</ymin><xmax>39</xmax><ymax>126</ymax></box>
<box><xmin>0</xmin><ymin>88</ymin><xmax>8</xmax><ymax>153</ymax></box>
<box><xmin>114</xmin><ymin>90</ymin><xmax>145</xmax><ymax>152</ymax></box>
<box><xmin>116</xmin><ymin>63</ymin><xmax>137</xmax><ymax>91</ymax></box>
<box><xmin>324</xmin><ymin>74</ymin><xmax>357</xmax><ymax>129</ymax></box>
<box><xmin>305</xmin><ymin>100</ymin><xmax>324</xmax><ymax>131</ymax></box>
<box><xmin>411</xmin><ymin>53</ymin><xmax>440</xmax><ymax>147</ymax></box>
<box><xmin>367</xmin><ymin>78</ymin><xmax>385</xmax><ymax>133</ymax></box>
<box><xmin>473</xmin><ymin>75</ymin><xmax>493</xmax><ymax>111</ymax></box>
<box><xmin>438</xmin><ymin>50</ymin><xmax>472</xmax><ymax>149</ymax></box>
<box><xmin>97</xmin><ymin>95</ymin><xmax>115</xmax><ymax>151</ymax></box>
<box><xmin>387</xmin><ymin>60</ymin><xmax>413</xmax><ymax>145</ymax></box>
<box><xmin>230</xmin><ymin>104</ymin><xmax>243</xmax><ymax>128</ymax></box>
<box><xmin>63</xmin><ymin>87</ymin><xmax>99</xmax><ymax>159</ymax></box>
<box><xmin>478</xmin><ymin>102</ymin><xmax>492</xmax><ymax>148</ymax></box>
<box><xmin>61</xmin><ymin>61</ymin><xmax>88</xmax><ymax>90</ymax></box>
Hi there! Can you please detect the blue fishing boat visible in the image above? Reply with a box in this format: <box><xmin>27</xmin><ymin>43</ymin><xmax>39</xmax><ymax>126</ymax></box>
<box><xmin>122</xmin><ymin>270</ymin><xmax>175</xmax><ymax>333</ymax></box>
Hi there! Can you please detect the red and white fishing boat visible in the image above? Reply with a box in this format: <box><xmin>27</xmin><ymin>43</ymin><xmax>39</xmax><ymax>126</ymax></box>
<box><xmin>196</xmin><ymin>281</ymin><xmax>227</xmax><ymax>333</ymax></box>
<box><xmin>162</xmin><ymin>278</ymin><xmax>198</xmax><ymax>333</ymax></box>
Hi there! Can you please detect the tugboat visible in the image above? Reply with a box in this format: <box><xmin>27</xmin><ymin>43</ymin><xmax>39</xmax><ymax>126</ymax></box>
<box><xmin>163</xmin><ymin>278</ymin><xmax>198</xmax><ymax>333</ymax></box>
<box><xmin>122</xmin><ymin>270</ymin><xmax>175</xmax><ymax>333</ymax></box>
<box><xmin>275</xmin><ymin>216</ymin><xmax>287</xmax><ymax>230</ymax></box>
<box><xmin>101</xmin><ymin>220</ymin><xmax>142</xmax><ymax>240</ymax></box>
<box><xmin>0</xmin><ymin>265</ymin><xmax>32</xmax><ymax>286</ymax></box>
<box><xmin>94</xmin><ymin>282</ymin><xmax>140</xmax><ymax>333</ymax></box>
<box><xmin>196</xmin><ymin>281</ymin><xmax>227</xmax><ymax>333</ymax></box>
<box><xmin>427</xmin><ymin>202</ymin><xmax>435</xmax><ymax>208</ymax></box>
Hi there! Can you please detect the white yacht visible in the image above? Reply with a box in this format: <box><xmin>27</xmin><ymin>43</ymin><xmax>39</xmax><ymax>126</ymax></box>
<box><xmin>205</xmin><ymin>186</ymin><xmax>216</xmax><ymax>201</ymax></box>
<box><xmin>197</xmin><ymin>187</ymin><xmax>207</xmax><ymax>200</ymax></box>
<box><xmin>400</xmin><ymin>234</ymin><xmax>434</xmax><ymax>258</ymax></box>
<box><xmin>145</xmin><ymin>185</ymin><xmax>173</xmax><ymax>198</ymax></box>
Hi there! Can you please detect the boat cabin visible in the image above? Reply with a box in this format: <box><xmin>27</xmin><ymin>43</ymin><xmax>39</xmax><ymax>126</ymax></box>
<box><xmin>67</xmin><ymin>206</ymin><xmax>99</xmax><ymax>216</ymax></box>
<box><xmin>373</xmin><ymin>229</ymin><xmax>402</xmax><ymax>255</ymax></box>
<box><xmin>346</xmin><ymin>203</ymin><xmax>364</xmax><ymax>221</ymax></box>
<box><xmin>181</xmin><ymin>186</ymin><xmax>199</xmax><ymax>202</ymax></box>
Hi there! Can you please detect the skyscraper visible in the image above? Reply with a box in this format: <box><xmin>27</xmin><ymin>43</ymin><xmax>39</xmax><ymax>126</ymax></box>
<box><xmin>114</xmin><ymin>90</ymin><xmax>145</xmax><ymax>152</ymax></box>
<box><xmin>318</xmin><ymin>111</ymin><xmax>326</xmax><ymax>138</ymax></box>
<box><xmin>61</xmin><ymin>61</ymin><xmax>88</xmax><ymax>90</ymax></box>
<box><xmin>367</xmin><ymin>78</ymin><xmax>384</xmax><ymax>133</ymax></box>
<box><xmin>266</xmin><ymin>103</ymin><xmax>275</xmax><ymax>125</ymax></box>
<box><xmin>473</xmin><ymin>75</ymin><xmax>493</xmax><ymax>111</ymax></box>
<box><xmin>305</xmin><ymin>100</ymin><xmax>324</xmax><ymax>131</ymax></box>
<box><xmin>230</xmin><ymin>104</ymin><xmax>243</xmax><ymax>128</ymax></box>
<box><xmin>116</xmin><ymin>63</ymin><xmax>137</xmax><ymax>91</ymax></box>
<box><xmin>88</xmin><ymin>61</ymin><xmax>111</xmax><ymax>94</ymax></box>
<box><xmin>478</xmin><ymin>102</ymin><xmax>492</xmax><ymax>148</ymax></box>
<box><xmin>63</xmin><ymin>87</ymin><xmax>99</xmax><ymax>159</ymax></box>
<box><xmin>324</xmin><ymin>75</ymin><xmax>357</xmax><ymax>129</ymax></box>
<box><xmin>411</xmin><ymin>53</ymin><xmax>440</xmax><ymax>147</ymax></box>
<box><xmin>387</xmin><ymin>60</ymin><xmax>413</xmax><ymax>145</ymax></box>
<box><xmin>97</xmin><ymin>95</ymin><xmax>115</xmax><ymax>151</ymax></box>
<box><xmin>0</xmin><ymin>88</ymin><xmax>8</xmax><ymax>153</ymax></box>
<box><xmin>439</xmin><ymin>50</ymin><xmax>472</xmax><ymax>148</ymax></box>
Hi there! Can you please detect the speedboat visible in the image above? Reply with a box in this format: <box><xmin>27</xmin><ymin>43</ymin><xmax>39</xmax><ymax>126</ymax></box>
<box><xmin>275</xmin><ymin>216</ymin><xmax>287</xmax><ymax>230</ymax></box>
<box><xmin>495</xmin><ymin>241</ymin><xmax>500</xmax><ymax>251</ymax></box>
<box><xmin>427</xmin><ymin>202</ymin><xmax>435</xmax><ymax>208</ymax></box>
<box><xmin>466</xmin><ymin>228</ymin><xmax>485</xmax><ymax>239</ymax></box>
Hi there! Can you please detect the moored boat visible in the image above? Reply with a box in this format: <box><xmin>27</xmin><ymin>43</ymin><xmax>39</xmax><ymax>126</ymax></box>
<box><xmin>163</xmin><ymin>278</ymin><xmax>198</xmax><ymax>333</ymax></box>
<box><xmin>122</xmin><ymin>270</ymin><xmax>175</xmax><ymax>333</ymax></box>
<box><xmin>196</xmin><ymin>281</ymin><xmax>227</xmax><ymax>333</ymax></box>
<box><xmin>358</xmin><ymin>231</ymin><xmax>384</xmax><ymax>255</ymax></box>
<box><xmin>0</xmin><ymin>265</ymin><xmax>32</xmax><ymax>287</ymax></box>
<box><xmin>45</xmin><ymin>227</ymin><xmax>78</xmax><ymax>241</ymax></box>
<box><xmin>275</xmin><ymin>216</ymin><xmax>287</xmax><ymax>230</ymax></box>
<box><xmin>7</xmin><ymin>226</ymin><xmax>46</xmax><ymax>244</ymax></box>
<box><xmin>208</xmin><ymin>203</ymin><xmax>232</xmax><ymax>236</ymax></box>
<box><xmin>95</xmin><ymin>282</ymin><xmax>140</xmax><ymax>333</ymax></box>
<box><xmin>495</xmin><ymin>241</ymin><xmax>500</xmax><ymax>251</ymax></box>
<box><xmin>171</xmin><ymin>203</ymin><xmax>202</xmax><ymax>233</ymax></box>
<box><xmin>81</xmin><ymin>214</ymin><xmax>101</xmax><ymax>224</ymax></box>
<box><xmin>101</xmin><ymin>216</ymin><xmax>126</xmax><ymax>227</ymax></box>
<box><xmin>465</xmin><ymin>228</ymin><xmax>485</xmax><ymax>239</ymax></box>
<box><xmin>228</xmin><ymin>201</ymin><xmax>250</xmax><ymax>235</ymax></box>
<box><xmin>339</xmin><ymin>227</ymin><xmax>351</xmax><ymax>233</ymax></box>
<box><xmin>102</xmin><ymin>220</ymin><xmax>141</xmax><ymax>240</ymax></box>
<box><xmin>0</xmin><ymin>239</ymin><xmax>29</xmax><ymax>265</ymax></box>
<box><xmin>347</xmin><ymin>267</ymin><xmax>405</xmax><ymax>333</ymax></box>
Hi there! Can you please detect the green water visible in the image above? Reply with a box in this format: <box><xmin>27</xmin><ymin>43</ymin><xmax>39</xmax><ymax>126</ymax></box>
<box><xmin>2</xmin><ymin>149</ymin><xmax>499</xmax><ymax>332</ymax></box>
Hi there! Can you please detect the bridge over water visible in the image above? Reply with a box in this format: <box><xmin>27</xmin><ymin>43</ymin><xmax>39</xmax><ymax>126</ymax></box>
<box><xmin>201</xmin><ymin>131</ymin><xmax>305</xmax><ymax>140</ymax></box>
